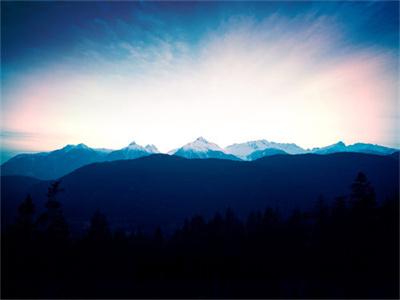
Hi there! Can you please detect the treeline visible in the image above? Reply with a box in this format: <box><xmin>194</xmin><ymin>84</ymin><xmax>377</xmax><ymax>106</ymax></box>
<box><xmin>2</xmin><ymin>173</ymin><xmax>399</xmax><ymax>299</ymax></box>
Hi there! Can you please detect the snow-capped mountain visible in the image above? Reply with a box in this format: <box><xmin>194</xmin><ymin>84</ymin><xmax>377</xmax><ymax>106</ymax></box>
<box><xmin>181</xmin><ymin>137</ymin><xmax>223</xmax><ymax>152</ymax></box>
<box><xmin>62</xmin><ymin>143</ymin><xmax>91</xmax><ymax>152</ymax></box>
<box><xmin>1</xmin><ymin>143</ymin><xmax>109</xmax><ymax>180</ymax></box>
<box><xmin>225</xmin><ymin>140</ymin><xmax>306</xmax><ymax>159</ymax></box>
<box><xmin>227</xmin><ymin>139</ymin><xmax>398</xmax><ymax>160</ymax></box>
<box><xmin>94</xmin><ymin>147</ymin><xmax>114</xmax><ymax>153</ymax></box>
<box><xmin>144</xmin><ymin>144</ymin><xmax>159</xmax><ymax>153</ymax></box>
<box><xmin>1</xmin><ymin>141</ymin><xmax>160</xmax><ymax>179</ymax></box>
<box><xmin>2</xmin><ymin>137</ymin><xmax>397</xmax><ymax>179</ymax></box>
<box><xmin>107</xmin><ymin>141</ymin><xmax>159</xmax><ymax>160</ymax></box>
<box><xmin>311</xmin><ymin>141</ymin><xmax>397</xmax><ymax>155</ymax></box>
<box><xmin>346</xmin><ymin>143</ymin><xmax>397</xmax><ymax>155</ymax></box>
<box><xmin>170</xmin><ymin>137</ymin><xmax>240</xmax><ymax>160</ymax></box>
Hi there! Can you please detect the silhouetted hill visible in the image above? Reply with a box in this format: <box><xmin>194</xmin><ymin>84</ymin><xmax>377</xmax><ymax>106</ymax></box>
<box><xmin>388</xmin><ymin>151</ymin><xmax>399</xmax><ymax>160</ymax></box>
<box><xmin>2</xmin><ymin>153</ymin><xmax>398</xmax><ymax>233</ymax></box>
<box><xmin>1</xmin><ymin>175</ymin><xmax>46</xmax><ymax>226</ymax></box>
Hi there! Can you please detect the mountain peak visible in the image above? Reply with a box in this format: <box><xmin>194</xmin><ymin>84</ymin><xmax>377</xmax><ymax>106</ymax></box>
<box><xmin>76</xmin><ymin>143</ymin><xmax>89</xmax><ymax>148</ymax></box>
<box><xmin>169</xmin><ymin>137</ymin><xmax>240</xmax><ymax>160</ymax></box>
<box><xmin>181</xmin><ymin>137</ymin><xmax>223</xmax><ymax>152</ymax></box>
<box><xmin>123</xmin><ymin>141</ymin><xmax>160</xmax><ymax>153</ymax></box>
<box><xmin>311</xmin><ymin>141</ymin><xmax>347</xmax><ymax>154</ymax></box>
<box><xmin>62</xmin><ymin>143</ymin><xmax>90</xmax><ymax>151</ymax></box>
<box><xmin>125</xmin><ymin>141</ymin><xmax>146</xmax><ymax>151</ymax></box>
<box><xmin>225</xmin><ymin>139</ymin><xmax>306</xmax><ymax>158</ymax></box>
<box><xmin>168</xmin><ymin>137</ymin><xmax>224</xmax><ymax>154</ymax></box>
<box><xmin>195</xmin><ymin>136</ymin><xmax>208</xmax><ymax>143</ymax></box>
<box><xmin>325</xmin><ymin>141</ymin><xmax>347</xmax><ymax>149</ymax></box>
<box><xmin>144</xmin><ymin>144</ymin><xmax>159</xmax><ymax>153</ymax></box>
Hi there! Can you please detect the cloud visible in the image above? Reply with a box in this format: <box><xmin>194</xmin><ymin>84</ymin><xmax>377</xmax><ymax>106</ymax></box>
<box><xmin>0</xmin><ymin>130</ymin><xmax>35</xmax><ymax>139</ymax></box>
<box><xmin>1</xmin><ymin>11</ymin><xmax>398</xmax><ymax>153</ymax></box>
<box><xmin>0</xmin><ymin>129</ymin><xmax>72</xmax><ymax>153</ymax></box>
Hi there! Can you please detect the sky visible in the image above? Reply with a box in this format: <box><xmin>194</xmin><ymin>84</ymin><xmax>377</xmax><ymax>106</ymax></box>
<box><xmin>1</xmin><ymin>1</ymin><xmax>399</xmax><ymax>161</ymax></box>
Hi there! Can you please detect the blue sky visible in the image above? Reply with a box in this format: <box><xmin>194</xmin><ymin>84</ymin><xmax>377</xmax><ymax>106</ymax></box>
<box><xmin>1</xmin><ymin>1</ymin><xmax>399</xmax><ymax>161</ymax></box>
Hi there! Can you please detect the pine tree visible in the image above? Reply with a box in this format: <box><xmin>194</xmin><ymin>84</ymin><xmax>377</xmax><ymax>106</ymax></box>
<box><xmin>314</xmin><ymin>195</ymin><xmax>329</xmax><ymax>228</ymax></box>
<box><xmin>87</xmin><ymin>210</ymin><xmax>111</xmax><ymax>242</ymax></box>
<box><xmin>332</xmin><ymin>196</ymin><xmax>347</xmax><ymax>220</ymax></box>
<box><xmin>14</xmin><ymin>194</ymin><xmax>36</xmax><ymax>242</ymax></box>
<box><xmin>350</xmin><ymin>172</ymin><xmax>376</xmax><ymax>212</ymax></box>
<box><xmin>153</xmin><ymin>226</ymin><xmax>164</xmax><ymax>247</ymax></box>
<box><xmin>37</xmin><ymin>180</ymin><xmax>69</xmax><ymax>242</ymax></box>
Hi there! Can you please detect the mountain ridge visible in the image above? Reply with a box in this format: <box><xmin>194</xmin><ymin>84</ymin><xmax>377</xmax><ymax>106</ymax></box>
<box><xmin>2</xmin><ymin>137</ymin><xmax>397</xmax><ymax>179</ymax></box>
<box><xmin>170</xmin><ymin>137</ymin><xmax>240</xmax><ymax>160</ymax></box>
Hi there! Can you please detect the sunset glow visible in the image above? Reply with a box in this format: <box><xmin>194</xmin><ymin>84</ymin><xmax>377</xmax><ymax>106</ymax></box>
<box><xmin>1</xmin><ymin>2</ymin><xmax>398</xmax><ymax>158</ymax></box>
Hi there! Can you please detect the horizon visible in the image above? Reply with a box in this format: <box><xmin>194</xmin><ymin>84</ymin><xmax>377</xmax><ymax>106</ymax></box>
<box><xmin>1</xmin><ymin>1</ymin><xmax>399</xmax><ymax>162</ymax></box>
<box><xmin>1</xmin><ymin>134</ymin><xmax>399</xmax><ymax>161</ymax></box>
<box><xmin>1</xmin><ymin>135</ymin><xmax>398</xmax><ymax>163</ymax></box>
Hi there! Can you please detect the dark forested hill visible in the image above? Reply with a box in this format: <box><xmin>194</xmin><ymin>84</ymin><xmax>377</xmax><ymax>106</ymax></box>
<box><xmin>2</xmin><ymin>153</ymin><xmax>398</xmax><ymax>233</ymax></box>
<box><xmin>1</xmin><ymin>175</ymin><xmax>46</xmax><ymax>226</ymax></box>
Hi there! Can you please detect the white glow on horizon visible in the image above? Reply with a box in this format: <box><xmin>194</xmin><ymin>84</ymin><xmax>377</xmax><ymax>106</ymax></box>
<box><xmin>2</xmin><ymin>15</ymin><xmax>398</xmax><ymax>153</ymax></box>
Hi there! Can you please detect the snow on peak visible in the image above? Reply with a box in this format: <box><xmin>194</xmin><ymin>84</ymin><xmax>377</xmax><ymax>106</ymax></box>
<box><xmin>125</xmin><ymin>141</ymin><xmax>143</xmax><ymax>150</ymax></box>
<box><xmin>94</xmin><ymin>148</ymin><xmax>113</xmax><ymax>153</ymax></box>
<box><xmin>62</xmin><ymin>143</ymin><xmax>90</xmax><ymax>152</ymax></box>
<box><xmin>225</xmin><ymin>140</ymin><xmax>269</xmax><ymax>158</ymax></box>
<box><xmin>122</xmin><ymin>141</ymin><xmax>160</xmax><ymax>153</ymax></box>
<box><xmin>195</xmin><ymin>136</ymin><xmax>208</xmax><ymax>143</ymax></box>
<box><xmin>225</xmin><ymin>140</ymin><xmax>305</xmax><ymax>158</ymax></box>
<box><xmin>145</xmin><ymin>144</ymin><xmax>159</xmax><ymax>153</ymax></box>
<box><xmin>181</xmin><ymin>137</ymin><xmax>223</xmax><ymax>152</ymax></box>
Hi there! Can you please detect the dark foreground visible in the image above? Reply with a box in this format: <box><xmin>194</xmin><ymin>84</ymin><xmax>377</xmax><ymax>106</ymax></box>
<box><xmin>2</xmin><ymin>173</ymin><xmax>399</xmax><ymax>299</ymax></box>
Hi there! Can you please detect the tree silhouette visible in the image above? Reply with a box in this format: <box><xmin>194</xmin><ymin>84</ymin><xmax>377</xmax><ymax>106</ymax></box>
<box><xmin>37</xmin><ymin>180</ymin><xmax>69</xmax><ymax>242</ymax></box>
<box><xmin>350</xmin><ymin>172</ymin><xmax>376</xmax><ymax>212</ymax></box>
<box><xmin>314</xmin><ymin>195</ymin><xmax>329</xmax><ymax>225</ymax></box>
<box><xmin>87</xmin><ymin>209</ymin><xmax>111</xmax><ymax>242</ymax></box>
<box><xmin>153</xmin><ymin>226</ymin><xmax>164</xmax><ymax>246</ymax></box>
<box><xmin>332</xmin><ymin>196</ymin><xmax>347</xmax><ymax>220</ymax></box>
<box><xmin>15</xmin><ymin>194</ymin><xmax>36</xmax><ymax>240</ymax></box>
<box><xmin>2</xmin><ymin>172</ymin><xmax>398</xmax><ymax>299</ymax></box>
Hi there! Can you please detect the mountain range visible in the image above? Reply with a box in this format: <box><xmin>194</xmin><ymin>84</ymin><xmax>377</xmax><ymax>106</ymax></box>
<box><xmin>169</xmin><ymin>137</ymin><xmax>240</xmax><ymax>161</ymax></box>
<box><xmin>1</xmin><ymin>141</ymin><xmax>159</xmax><ymax>180</ymax></box>
<box><xmin>1</xmin><ymin>137</ymin><xmax>397</xmax><ymax>180</ymax></box>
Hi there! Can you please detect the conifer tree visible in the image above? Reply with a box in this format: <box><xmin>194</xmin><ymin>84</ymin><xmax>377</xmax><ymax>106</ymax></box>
<box><xmin>87</xmin><ymin>210</ymin><xmax>111</xmax><ymax>242</ymax></box>
<box><xmin>37</xmin><ymin>180</ymin><xmax>69</xmax><ymax>242</ymax></box>
<box><xmin>15</xmin><ymin>194</ymin><xmax>36</xmax><ymax>240</ymax></box>
<box><xmin>350</xmin><ymin>172</ymin><xmax>376</xmax><ymax>212</ymax></box>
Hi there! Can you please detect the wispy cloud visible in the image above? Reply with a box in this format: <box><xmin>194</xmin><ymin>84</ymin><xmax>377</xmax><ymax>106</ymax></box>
<box><xmin>1</xmin><ymin>3</ymin><xmax>399</xmax><ymax>152</ymax></box>
<box><xmin>0</xmin><ymin>130</ymin><xmax>36</xmax><ymax>139</ymax></box>
<box><xmin>0</xmin><ymin>130</ymin><xmax>72</xmax><ymax>153</ymax></box>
